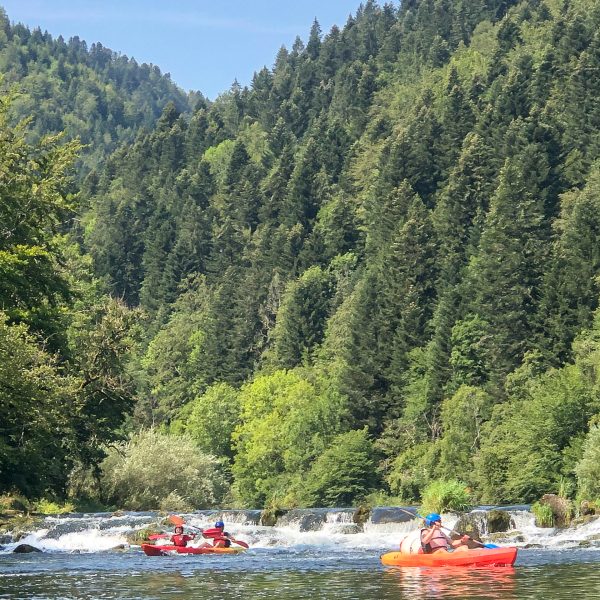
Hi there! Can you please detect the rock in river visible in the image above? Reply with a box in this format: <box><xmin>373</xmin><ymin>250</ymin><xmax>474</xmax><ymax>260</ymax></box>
<box><xmin>13</xmin><ymin>544</ymin><xmax>42</xmax><ymax>553</ymax></box>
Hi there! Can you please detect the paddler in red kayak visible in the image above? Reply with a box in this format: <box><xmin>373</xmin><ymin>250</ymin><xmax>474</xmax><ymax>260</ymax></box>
<box><xmin>196</xmin><ymin>520</ymin><xmax>248</xmax><ymax>548</ymax></box>
<box><xmin>421</xmin><ymin>513</ymin><xmax>470</xmax><ymax>553</ymax></box>
<box><xmin>170</xmin><ymin>525</ymin><xmax>195</xmax><ymax>547</ymax></box>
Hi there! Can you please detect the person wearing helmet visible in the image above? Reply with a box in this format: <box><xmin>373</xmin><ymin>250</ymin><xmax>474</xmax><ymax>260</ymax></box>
<box><xmin>170</xmin><ymin>524</ymin><xmax>195</xmax><ymax>547</ymax></box>
<box><xmin>192</xmin><ymin>520</ymin><xmax>249</xmax><ymax>549</ymax></box>
<box><xmin>420</xmin><ymin>513</ymin><xmax>470</xmax><ymax>554</ymax></box>
<box><xmin>210</xmin><ymin>520</ymin><xmax>232</xmax><ymax>548</ymax></box>
<box><xmin>194</xmin><ymin>520</ymin><xmax>232</xmax><ymax>548</ymax></box>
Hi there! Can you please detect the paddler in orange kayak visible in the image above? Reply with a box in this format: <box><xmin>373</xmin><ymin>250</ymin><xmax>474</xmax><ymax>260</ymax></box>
<box><xmin>421</xmin><ymin>513</ymin><xmax>470</xmax><ymax>553</ymax></box>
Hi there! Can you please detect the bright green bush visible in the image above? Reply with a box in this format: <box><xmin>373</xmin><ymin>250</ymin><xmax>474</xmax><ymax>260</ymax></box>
<box><xmin>420</xmin><ymin>479</ymin><xmax>471</xmax><ymax>514</ymax></box>
<box><xmin>34</xmin><ymin>499</ymin><xmax>76</xmax><ymax>514</ymax></box>
<box><xmin>172</xmin><ymin>382</ymin><xmax>240</xmax><ymax>460</ymax></box>
<box><xmin>531</xmin><ymin>501</ymin><xmax>554</xmax><ymax>527</ymax></box>
<box><xmin>232</xmin><ymin>369</ymin><xmax>344</xmax><ymax>507</ymax></box>
<box><xmin>101</xmin><ymin>429</ymin><xmax>227</xmax><ymax>510</ymax></box>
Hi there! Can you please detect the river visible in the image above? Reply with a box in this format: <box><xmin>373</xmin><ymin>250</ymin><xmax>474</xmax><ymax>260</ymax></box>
<box><xmin>1</xmin><ymin>508</ymin><xmax>599</xmax><ymax>599</ymax></box>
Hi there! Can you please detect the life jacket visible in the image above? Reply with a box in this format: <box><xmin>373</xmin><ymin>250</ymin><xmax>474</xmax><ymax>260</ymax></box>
<box><xmin>171</xmin><ymin>534</ymin><xmax>194</xmax><ymax>547</ymax></box>
<box><xmin>421</xmin><ymin>528</ymin><xmax>450</xmax><ymax>554</ymax></box>
<box><xmin>213</xmin><ymin>534</ymin><xmax>231</xmax><ymax>548</ymax></box>
<box><xmin>203</xmin><ymin>527</ymin><xmax>231</xmax><ymax>547</ymax></box>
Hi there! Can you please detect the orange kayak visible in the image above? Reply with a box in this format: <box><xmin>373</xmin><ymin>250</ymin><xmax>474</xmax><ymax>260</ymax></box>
<box><xmin>141</xmin><ymin>543</ymin><xmax>245</xmax><ymax>556</ymax></box>
<box><xmin>381</xmin><ymin>547</ymin><xmax>518</xmax><ymax>567</ymax></box>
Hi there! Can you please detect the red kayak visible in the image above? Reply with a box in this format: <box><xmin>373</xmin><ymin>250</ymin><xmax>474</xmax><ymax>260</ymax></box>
<box><xmin>141</xmin><ymin>543</ymin><xmax>246</xmax><ymax>556</ymax></box>
<box><xmin>381</xmin><ymin>547</ymin><xmax>517</xmax><ymax>567</ymax></box>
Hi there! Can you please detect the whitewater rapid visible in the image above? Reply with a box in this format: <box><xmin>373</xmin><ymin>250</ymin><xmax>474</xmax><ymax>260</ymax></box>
<box><xmin>1</xmin><ymin>508</ymin><xmax>599</xmax><ymax>554</ymax></box>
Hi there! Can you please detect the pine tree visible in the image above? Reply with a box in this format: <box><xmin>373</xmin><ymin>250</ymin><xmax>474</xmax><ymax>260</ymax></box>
<box><xmin>468</xmin><ymin>140</ymin><xmax>550</xmax><ymax>388</ymax></box>
<box><xmin>537</xmin><ymin>165</ymin><xmax>600</xmax><ymax>363</ymax></box>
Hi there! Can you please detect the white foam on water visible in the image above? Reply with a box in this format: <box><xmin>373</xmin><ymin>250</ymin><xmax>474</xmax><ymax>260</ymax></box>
<box><xmin>2</xmin><ymin>528</ymin><xmax>129</xmax><ymax>554</ymax></box>
<box><xmin>2</xmin><ymin>509</ymin><xmax>599</xmax><ymax>554</ymax></box>
<box><xmin>508</xmin><ymin>511</ymin><xmax>600</xmax><ymax>548</ymax></box>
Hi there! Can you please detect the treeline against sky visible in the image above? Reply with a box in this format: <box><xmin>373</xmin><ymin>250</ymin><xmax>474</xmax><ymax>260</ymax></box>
<box><xmin>2</xmin><ymin>0</ymin><xmax>600</xmax><ymax>509</ymax></box>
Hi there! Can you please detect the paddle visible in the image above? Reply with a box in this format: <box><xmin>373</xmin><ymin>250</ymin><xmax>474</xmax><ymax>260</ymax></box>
<box><xmin>396</xmin><ymin>508</ymin><xmax>499</xmax><ymax>549</ymax></box>
<box><xmin>168</xmin><ymin>514</ymin><xmax>203</xmax><ymax>532</ymax></box>
<box><xmin>168</xmin><ymin>515</ymin><xmax>250</xmax><ymax>549</ymax></box>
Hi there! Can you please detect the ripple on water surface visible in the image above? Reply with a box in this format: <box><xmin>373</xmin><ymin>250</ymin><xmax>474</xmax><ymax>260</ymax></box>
<box><xmin>1</xmin><ymin>548</ymin><xmax>600</xmax><ymax>599</ymax></box>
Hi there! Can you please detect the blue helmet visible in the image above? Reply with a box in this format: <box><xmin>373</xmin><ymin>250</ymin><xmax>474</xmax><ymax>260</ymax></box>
<box><xmin>215</xmin><ymin>520</ymin><xmax>225</xmax><ymax>528</ymax></box>
<box><xmin>425</xmin><ymin>513</ymin><xmax>441</xmax><ymax>526</ymax></box>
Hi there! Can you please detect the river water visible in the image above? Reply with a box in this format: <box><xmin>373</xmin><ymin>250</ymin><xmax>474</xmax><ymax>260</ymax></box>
<box><xmin>1</xmin><ymin>508</ymin><xmax>599</xmax><ymax>599</ymax></box>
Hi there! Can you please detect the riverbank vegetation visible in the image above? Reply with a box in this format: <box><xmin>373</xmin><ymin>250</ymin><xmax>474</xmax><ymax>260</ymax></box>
<box><xmin>2</xmin><ymin>0</ymin><xmax>600</xmax><ymax>513</ymax></box>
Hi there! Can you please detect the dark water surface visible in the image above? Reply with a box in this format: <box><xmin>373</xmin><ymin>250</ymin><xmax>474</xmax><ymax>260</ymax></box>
<box><xmin>1</xmin><ymin>548</ymin><xmax>599</xmax><ymax>599</ymax></box>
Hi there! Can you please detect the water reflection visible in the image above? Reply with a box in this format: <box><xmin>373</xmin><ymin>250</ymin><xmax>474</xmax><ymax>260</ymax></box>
<box><xmin>383</xmin><ymin>566</ymin><xmax>517</xmax><ymax>600</ymax></box>
<box><xmin>1</xmin><ymin>549</ymin><xmax>600</xmax><ymax>599</ymax></box>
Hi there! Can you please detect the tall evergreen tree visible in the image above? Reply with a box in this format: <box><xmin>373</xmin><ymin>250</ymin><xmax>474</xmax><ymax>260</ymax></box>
<box><xmin>468</xmin><ymin>138</ymin><xmax>550</xmax><ymax>388</ymax></box>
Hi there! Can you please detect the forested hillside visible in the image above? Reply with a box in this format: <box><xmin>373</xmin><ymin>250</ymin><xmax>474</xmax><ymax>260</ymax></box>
<box><xmin>0</xmin><ymin>7</ymin><xmax>195</xmax><ymax>169</ymax></box>
<box><xmin>2</xmin><ymin>0</ymin><xmax>600</xmax><ymax>513</ymax></box>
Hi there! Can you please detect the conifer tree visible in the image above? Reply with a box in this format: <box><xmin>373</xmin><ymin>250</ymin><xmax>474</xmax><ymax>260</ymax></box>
<box><xmin>468</xmin><ymin>139</ymin><xmax>550</xmax><ymax>388</ymax></box>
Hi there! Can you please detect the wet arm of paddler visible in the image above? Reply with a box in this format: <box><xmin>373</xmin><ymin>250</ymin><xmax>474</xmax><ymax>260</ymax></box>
<box><xmin>450</xmin><ymin>534</ymin><xmax>470</xmax><ymax>547</ymax></box>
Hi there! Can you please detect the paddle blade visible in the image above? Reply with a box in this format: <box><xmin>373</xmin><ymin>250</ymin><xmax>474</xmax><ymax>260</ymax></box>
<box><xmin>233</xmin><ymin>540</ymin><xmax>250</xmax><ymax>549</ymax></box>
<box><xmin>169</xmin><ymin>515</ymin><xmax>185</xmax><ymax>526</ymax></box>
<box><xmin>484</xmin><ymin>543</ymin><xmax>500</xmax><ymax>549</ymax></box>
<box><xmin>148</xmin><ymin>534</ymin><xmax>169</xmax><ymax>540</ymax></box>
<box><xmin>202</xmin><ymin>527</ymin><xmax>221</xmax><ymax>538</ymax></box>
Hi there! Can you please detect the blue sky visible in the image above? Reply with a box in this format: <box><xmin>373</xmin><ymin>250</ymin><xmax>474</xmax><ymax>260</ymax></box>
<box><xmin>0</xmin><ymin>1</ymin><xmax>379</xmax><ymax>99</ymax></box>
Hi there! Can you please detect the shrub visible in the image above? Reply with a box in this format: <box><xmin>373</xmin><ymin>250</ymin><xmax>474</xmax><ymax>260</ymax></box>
<box><xmin>101</xmin><ymin>429</ymin><xmax>227</xmax><ymax>510</ymax></box>
<box><xmin>420</xmin><ymin>479</ymin><xmax>471</xmax><ymax>514</ymax></box>
<box><xmin>159</xmin><ymin>491</ymin><xmax>194</xmax><ymax>512</ymax></box>
<box><xmin>0</xmin><ymin>494</ymin><xmax>31</xmax><ymax>513</ymax></box>
<box><xmin>34</xmin><ymin>499</ymin><xmax>76</xmax><ymax>514</ymax></box>
<box><xmin>232</xmin><ymin>369</ymin><xmax>344</xmax><ymax>507</ymax></box>
<box><xmin>531</xmin><ymin>501</ymin><xmax>554</xmax><ymax>527</ymax></box>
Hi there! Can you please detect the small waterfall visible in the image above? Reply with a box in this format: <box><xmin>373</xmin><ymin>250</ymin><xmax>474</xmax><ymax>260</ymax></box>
<box><xmin>183</xmin><ymin>510</ymin><xmax>262</xmax><ymax>528</ymax></box>
<box><xmin>276</xmin><ymin>508</ymin><xmax>356</xmax><ymax>532</ymax></box>
<box><xmin>2</xmin><ymin>507</ymin><xmax>599</xmax><ymax>554</ymax></box>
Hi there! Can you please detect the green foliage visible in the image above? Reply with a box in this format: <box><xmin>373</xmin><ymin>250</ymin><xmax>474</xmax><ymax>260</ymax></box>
<box><xmin>100</xmin><ymin>429</ymin><xmax>226</xmax><ymax>511</ymax></box>
<box><xmin>575</xmin><ymin>426</ymin><xmax>600</xmax><ymax>501</ymax></box>
<box><xmin>67</xmin><ymin>296</ymin><xmax>140</xmax><ymax>465</ymax></box>
<box><xmin>9</xmin><ymin>0</ymin><xmax>600</xmax><ymax>509</ymax></box>
<box><xmin>437</xmin><ymin>386</ymin><xmax>493</xmax><ymax>483</ymax></box>
<box><xmin>0</xmin><ymin>14</ymin><xmax>192</xmax><ymax>169</ymax></box>
<box><xmin>302</xmin><ymin>428</ymin><xmax>379</xmax><ymax>507</ymax></box>
<box><xmin>420</xmin><ymin>479</ymin><xmax>471</xmax><ymax>514</ymax></box>
<box><xmin>386</xmin><ymin>443</ymin><xmax>440</xmax><ymax>503</ymax></box>
<box><xmin>231</xmin><ymin>369</ymin><xmax>345</xmax><ymax>507</ymax></box>
<box><xmin>0</xmin><ymin>88</ymin><xmax>80</xmax><ymax>335</ymax></box>
<box><xmin>0</xmin><ymin>313</ymin><xmax>77</xmax><ymax>496</ymax></box>
<box><xmin>531</xmin><ymin>501</ymin><xmax>554</xmax><ymax>527</ymax></box>
<box><xmin>0</xmin><ymin>494</ymin><xmax>31</xmax><ymax>513</ymax></box>
<box><xmin>268</xmin><ymin>266</ymin><xmax>334</xmax><ymax>368</ymax></box>
<box><xmin>475</xmin><ymin>357</ymin><xmax>598</xmax><ymax>503</ymax></box>
<box><xmin>33</xmin><ymin>499</ymin><xmax>76</xmax><ymax>515</ymax></box>
<box><xmin>172</xmin><ymin>382</ymin><xmax>240</xmax><ymax>460</ymax></box>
